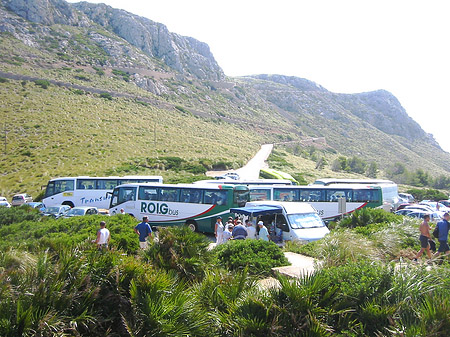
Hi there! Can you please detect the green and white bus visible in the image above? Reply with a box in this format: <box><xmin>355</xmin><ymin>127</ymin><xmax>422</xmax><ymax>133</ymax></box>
<box><xmin>109</xmin><ymin>183</ymin><xmax>250</xmax><ymax>232</ymax></box>
<box><xmin>249</xmin><ymin>184</ymin><xmax>383</xmax><ymax>221</ymax></box>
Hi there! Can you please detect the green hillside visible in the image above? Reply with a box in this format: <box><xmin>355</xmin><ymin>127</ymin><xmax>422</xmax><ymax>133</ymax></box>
<box><xmin>0</xmin><ymin>0</ymin><xmax>449</xmax><ymax>199</ymax></box>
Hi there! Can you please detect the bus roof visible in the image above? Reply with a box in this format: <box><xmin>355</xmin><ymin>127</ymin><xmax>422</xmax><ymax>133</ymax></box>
<box><xmin>250</xmin><ymin>184</ymin><xmax>381</xmax><ymax>190</ymax></box>
<box><xmin>311</xmin><ymin>178</ymin><xmax>394</xmax><ymax>186</ymax></box>
<box><xmin>48</xmin><ymin>175</ymin><xmax>163</xmax><ymax>180</ymax></box>
<box><xmin>245</xmin><ymin>201</ymin><xmax>317</xmax><ymax>214</ymax></box>
<box><xmin>113</xmin><ymin>182</ymin><xmax>243</xmax><ymax>189</ymax></box>
<box><xmin>193</xmin><ymin>179</ymin><xmax>293</xmax><ymax>186</ymax></box>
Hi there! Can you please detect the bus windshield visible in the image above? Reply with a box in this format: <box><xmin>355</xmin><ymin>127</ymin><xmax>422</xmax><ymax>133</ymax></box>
<box><xmin>44</xmin><ymin>179</ymin><xmax>74</xmax><ymax>198</ymax></box>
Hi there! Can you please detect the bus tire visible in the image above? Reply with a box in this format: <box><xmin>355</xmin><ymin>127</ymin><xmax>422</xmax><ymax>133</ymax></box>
<box><xmin>62</xmin><ymin>201</ymin><xmax>74</xmax><ymax>208</ymax></box>
<box><xmin>185</xmin><ymin>221</ymin><xmax>197</xmax><ymax>232</ymax></box>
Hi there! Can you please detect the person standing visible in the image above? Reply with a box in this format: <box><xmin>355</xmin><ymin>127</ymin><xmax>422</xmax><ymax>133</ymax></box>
<box><xmin>93</xmin><ymin>221</ymin><xmax>110</xmax><ymax>250</ymax></box>
<box><xmin>434</xmin><ymin>212</ymin><xmax>450</xmax><ymax>258</ymax></box>
<box><xmin>245</xmin><ymin>219</ymin><xmax>257</xmax><ymax>239</ymax></box>
<box><xmin>413</xmin><ymin>214</ymin><xmax>432</xmax><ymax>262</ymax></box>
<box><xmin>134</xmin><ymin>216</ymin><xmax>152</xmax><ymax>249</ymax></box>
<box><xmin>258</xmin><ymin>221</ymin><xmax>269</xmax><ymax>241</ymax></box>
<box><xmin>215</xmin><ymin>216</ymin><xmax>224</xmax><ymax>245</ymax></box>
<box><xmin>232</xmin><ymin>220</ymin><xmax>248</xmax><ymax>240</ymax></box>
<box><xmin>222</xmin><ymin>224</ymin><xmax>233</xmax><ymax>242</ymax></box>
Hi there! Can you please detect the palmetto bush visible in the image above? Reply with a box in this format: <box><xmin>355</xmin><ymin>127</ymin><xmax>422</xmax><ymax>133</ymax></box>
<box><xmin>143</xmin><ymin>226</ymin><xmax>213</xmax><ymax>281</ymax></box>
<box><xmin>214</xmin><ymin>239</ymin><xmax>289</xmax><ymax>276</ymax></box>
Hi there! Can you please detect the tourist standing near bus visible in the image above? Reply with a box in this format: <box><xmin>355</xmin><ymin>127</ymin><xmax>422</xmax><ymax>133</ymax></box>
<box><xmin>413</xmin><ymin>214</ymin><xmax>432</xmax><ymax>262</ymax></box>
<box><xmin>134</xmin><ymin>216</ymin><xmax>152</xmax><ymax>249</ymax></box>
<box><xmin>93</xmin><ymin>221</ymin><xmax>110</xmax><ymax>250</ymax></box>
<box><xmin>434</xmin><ymin>212</ymin><xmax>450</xmax><ymax>258</ymax></box>
<box><xmin>245</xmin><ymin>219</ymin><xmax>257</xmax><ymax>239</ymax></box>
<box><xmin>232</xmin><ymin>220</ymin><xmax>248</xmax><ymax>240</ymax></box>
<box><xmin>215</xmin><ymin>216</ymin><xmax>224</xmax><ymax>245</ymax></box>
<box><xmin>222</xmin><ymin>224</ymin><xmax>233</xmax><ymax>242</ymax></box>
<box><xmin>258</xmin><ymin>221</ymin><xmax>269</xmax><ymax>241</ymax></box>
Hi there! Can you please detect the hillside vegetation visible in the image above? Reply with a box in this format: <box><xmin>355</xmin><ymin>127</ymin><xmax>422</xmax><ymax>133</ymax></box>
<box><xmin>0</xmin><ymin>0</ymin><xmax>449</xmax><ymax>198</ymax></box>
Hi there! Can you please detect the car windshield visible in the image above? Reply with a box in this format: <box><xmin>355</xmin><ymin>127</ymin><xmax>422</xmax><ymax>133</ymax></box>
<box><xmin>67</xmin><ymin>208</ymin><xmax>85</xmax><ymax>216</ymax></box>
<box><xmin>46</xmin><ymin>207</ymin><xmax>60</xmax><ymax>214</ymax></box>
<box><xmin>287</xmin><ymin>213</ymin><xmax>325</xmax><ymax>229</ymax></box>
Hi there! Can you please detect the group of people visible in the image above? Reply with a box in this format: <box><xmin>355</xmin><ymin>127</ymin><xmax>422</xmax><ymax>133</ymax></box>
<box><xmin>214</xmin><ymin>216</ymin><xmax>270</xmax><ymax>245</ymax></box>
<box><xmin>413</xmin><ymin>212</ymin><xmax>449</xmax><ymax>262</ymax></box>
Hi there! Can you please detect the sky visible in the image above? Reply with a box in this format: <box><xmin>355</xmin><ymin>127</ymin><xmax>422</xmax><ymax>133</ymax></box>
<box><xmin>67</xmin><ymin>0</ymin><xmax>450</xmax><ymax>153</ymax></box>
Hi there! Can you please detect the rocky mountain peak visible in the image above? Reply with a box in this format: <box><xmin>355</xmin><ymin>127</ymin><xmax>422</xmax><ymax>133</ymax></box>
<box><xmin>2</xmin><ymin>0</ymin><xmax>224</xmax><ymax>80</ymax></box>
<box><xmin>72</xmin><ymin>1</ymin><xmax>224</xmax><ymax>81</ymax></box>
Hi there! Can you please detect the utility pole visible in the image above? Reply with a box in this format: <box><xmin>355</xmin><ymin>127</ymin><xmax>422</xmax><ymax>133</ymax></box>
<box><xmin>3</xmin><ymin>122</ymin><xmax>6</xmax><ymax>155</ymax></box>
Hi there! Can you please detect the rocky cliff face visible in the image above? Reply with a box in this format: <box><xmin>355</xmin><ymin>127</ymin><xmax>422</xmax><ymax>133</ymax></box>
<box><xmin>3</xmin><ymin>0</ymin><xmax>80</xmax><ymax>25</ymax></box>
<box><xmin>2</xmin><ymin>0</ymin><xmax>224</xmax><ymax>81</ymax></box>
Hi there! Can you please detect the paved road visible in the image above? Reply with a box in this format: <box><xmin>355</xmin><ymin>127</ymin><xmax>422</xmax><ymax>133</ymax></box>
<box><xmin>235</xmin><ymin>144</ymin><xmax>273</xmax><ymax>180</ymax></box>
<box><xmin>206</xmin><ymin>144</ymin><xmax>273</xmax><ymax>179</ymax></box>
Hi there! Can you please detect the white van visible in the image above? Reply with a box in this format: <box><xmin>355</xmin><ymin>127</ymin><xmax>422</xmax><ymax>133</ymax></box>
<box><xmin>230</xmin><ymin>201</ymin><xmax>329</xmax><ymax>243</ymax></box>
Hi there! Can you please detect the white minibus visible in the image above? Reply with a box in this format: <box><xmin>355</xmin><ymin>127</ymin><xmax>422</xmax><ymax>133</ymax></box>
<box><xmin>231</xmin><ymin>201</ymin><xmax>330</xmax><ymax>243</ymax></box>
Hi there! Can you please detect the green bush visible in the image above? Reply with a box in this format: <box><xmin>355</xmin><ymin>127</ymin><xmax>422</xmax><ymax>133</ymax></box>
<box><xmin>0</xmin><ymin>77</ymin><xmax>8</xmax><ymax>83</ymax></box>
<box><xmin>0</xmin><ymin>214</ymin><xmax>139</xmax><ymax>254</ymax></box>
<box><xmin>407</xmin><ymin>188</ymin><xmax>448</xmax><ymax>202</ymax></box>
<box><xmin>338</xmin><ymin>207</ymin><xmax>403</xmax><ymax>229</ymax></box>
<box><xmin>214</xmin><ymin>239</ymin><xmax>289</xmax><ymax>276</ymax></box>
<box><xmin>99</xmin><ymin>92</ymin><xmax>112</xmax><ymax>100</ymax></box>
<box><xmin>33</xmin><ymin>79</ymin><xmax>50</xmax><ymax>89</ymax></box>
<box><xmin>144</xmin><ymin>226</ymin><xmax>213</xmax><ymax>281</ymax></box>
<box><xmin>0</xmin><ymin>206</ymin><xmax>41</xmax><ymax>226</ymax></box>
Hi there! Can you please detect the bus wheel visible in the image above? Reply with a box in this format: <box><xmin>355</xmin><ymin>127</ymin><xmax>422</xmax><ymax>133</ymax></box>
<box><xmin>185</xmin><ymin>221</ymin><xmax>197</xmax><ymax>232</ymax></box>
<box><xmin>62</xmin><ymin>201</ymin><xmax>74</xmax><ymax>208</ymax></box>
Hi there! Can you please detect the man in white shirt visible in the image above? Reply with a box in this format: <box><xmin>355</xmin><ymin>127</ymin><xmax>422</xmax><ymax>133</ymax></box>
<box><xmin>245</xmin><ymin>219</ymin><xmax>257</xmax><ymax>239</ymax></box>
<box><xmin>258</xmin><ymin>221</ymin><xmax>269</xmax><ymax>241</ymax></box>
<box><xmin>93</xmin><ymin>221</ymin><xmax>110</xmax><ymax>249</ymax></box>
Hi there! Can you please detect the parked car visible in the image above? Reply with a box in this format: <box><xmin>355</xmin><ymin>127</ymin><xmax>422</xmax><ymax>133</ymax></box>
<box><xmin>0</xmin><ymin>197</ymin><xmax>11</xmax><ymax>208</ymax></box>
<box><xmin>395</xmin><ymin>209</ymin><xmax>416</xmax><ymax>216</ymax></box>
<box><xmin>419</xmin><ymin>201</ymin><xmax>450</xmax><ymax>212</ymax></box>
<box><xmin>24</xmin><ymin>202</ymin><xmax>46</xmax><ymax>212</ymax></box>
<box><xmin>11</xmin><ymin>193</ymin><xmax>33</xmax><ymax>206</ymax></box>
<box><xmin>404</xmin><ymin>204</ymin><xmax>434</xmax><ymax>213</ymax></box>
<box><xmin>98</xmin><ymin>208</ymin><xmax>110</xmax><ymax>216</ymax></box>
<box><xmin>396</xmin><ymin>203</ymin><xmax>411</xmax><ymax>211</ymax></box>
<box><xmin>398</xmin><ymin>193</ymin><xmax>415</xmax><ymax>203</ymax></box>
<box><xmin>65</xmin><ymin>206</ymin><xmax>98</xmax><ymax>217</ymax></box>
<box><xmin>215</xmin><ymin>172</ymin><xmax>240</xmax><ymax>180</ymax></box>
<box><xmin>42</xmin><ymin>205</ymin><xmax>71</xmax><ymax>218</ymax></box>
<box><xmin>439</xmin><ymin>200</ymin><xmax>450</xmax><ymax>208</ymax></box>
<box><xmin>406</xmin><ymin>210</ymin><xmax>440</xmax><ymax>222</ymax></box>
<box><xmin>0</xmin><ymin>201</ymin><xmax>11</xmax><ymax>208</ymax></box>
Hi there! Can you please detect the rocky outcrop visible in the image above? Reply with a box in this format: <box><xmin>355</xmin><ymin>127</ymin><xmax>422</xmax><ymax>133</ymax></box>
<box><xmin>344</xmin><ymin>90</ymin><xmax>440</xmax><ymax>147</ymax></box>
<box><xmin>3</xmin><ymin>0</ymin><xmax>81</xmax><ymax>25</ymax></box>
<box><xmin>72</xmin><ymin>2</ymin><xmax>224</xmax><ymax>81</ymax></box>
<box><xmin>248</xmin><ymin>74</ymin><xmax>328</xmax><ymax>92</ymax></box>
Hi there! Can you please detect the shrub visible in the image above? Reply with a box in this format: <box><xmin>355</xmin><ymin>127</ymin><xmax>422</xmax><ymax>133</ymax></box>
<box><xmin>406</xmin><ymin>188</ymin><xmax>448</xmax><ymax>202</ymax></box>
<box><xmin>0</xmin><ymin>77</ymin><xmax>8</xmax><ymax>83</ymax></box>
<box><xmin>214</xmin><ymin>239</ymin><xmax>289</xmax><ymax>276</ymax></box>
<box><xmin>338</xmin><ymin>207</ymin><xmax>403</xmax><ymax>229</ymax></box>
<box><xmin>33</xmin><ymin>79</ymin><xmax>50</xmax><ymax>89</ymax></box>
<box><xmin>144</xmin><ymin>226</ymin><xmax>213</xmax><ymax>281</ymax></box>
<box><xmin>0</xmin><ymin>214</ymin><xmax>139</xmax><ymax>254</ymax></box>
<box><xmin>99</xmin><ymin>92</ymin><xmax>112</xmax><ymax>100</ymax></box>
<box><xmin>0</xmin><ymin>206</ymin><xmax>41</xmax><ymax>226</ymax></box>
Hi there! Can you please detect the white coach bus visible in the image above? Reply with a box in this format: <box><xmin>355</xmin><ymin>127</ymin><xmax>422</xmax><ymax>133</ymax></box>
<box><xmin>42</xmin><ymin>176</ymin><xmax>163</xmax><ymax>208</ymax></box>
